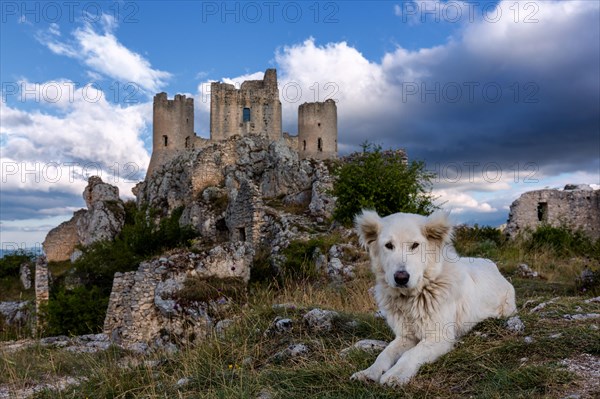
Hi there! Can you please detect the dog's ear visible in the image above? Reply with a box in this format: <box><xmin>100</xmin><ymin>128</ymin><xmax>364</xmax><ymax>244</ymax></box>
<box><xmin>354</xmin><ymin>210</ymin><xmax>382</xmax><ymax>249</ymax></box>
<box><xmin>422</xmin><ymin>211</ymin><xmax>452</xmax><ymax>243</ymax></box>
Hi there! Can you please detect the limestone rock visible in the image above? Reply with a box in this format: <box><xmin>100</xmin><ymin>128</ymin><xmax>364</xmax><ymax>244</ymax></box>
<box><xmin>340</xmin><ymin>339</ymin><xmax>388</xmax><ymax>357</ymax></box>
<box><xmin>303</xmin><ymin>308</ymin><xmax>339</xmax><ymax>332</ymax></box>
<box><xmin>19</xmin><ymin>263</ymin><xmax>32</xmax><ymax>290</ymax></box>
<box><xmin>506</xmin><ymin>316</ymin><xmax>525</xmax><ymax>333</ymax></box>
<box><xmin>42</xmin><ymin>176</ymin><xmax>125</xmax><ymax>261</ymax></box>
<box><xmin>274</xmin><ymin>343</ymin><xmax>309</xmax><ymax>360</ymax></box>
<box><xmin>196</xmin><ymin>242</ymin><xmax>254</xmax><ymax>282</ymax></box>
<box><xmin>0</xmin><ymin>301</ymin><xmax>30</xmax><ymax>326</ymax></box>
<box><xmin>517</xmin><ymin>263</ymin><xmax>539</xmax><ymax>279</ymax></box>
<box><xmin>77</xmin><ymin>176</ymin><xmax>125</xmax><ymax>246</ymax></box>
<box><xmin>42</xmin><ymin>210</ymin><xmax>85</xmax><ymax>262</ymax></box>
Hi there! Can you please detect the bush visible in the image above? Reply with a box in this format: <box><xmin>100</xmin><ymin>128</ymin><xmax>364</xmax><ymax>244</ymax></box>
<box><xmin>453</xmin><ymin>224</ymin><xmax>506</xmax><ymax>257</ymax></box>
<box><xmin>175</xmin><ymin>276</ymin><xmax>247</xmax><ymax>304</ymax></box>
<box><xmin>0</xmin><ymin>250</ymin><xmax>34</xmax><ymax>278</ymax></box>
<box><xmin>332</xmin><ymin>143</ymin><xmax>437</xmax><ymax>226</ymax></box>
<box><xmin>527</xmin><ymin>225</ymin><xmax>599</xmax><ymax>258</ymax></box>
<box><xmin>43</xmin><ymin>285</ymin><xmax>109</xmax><ymax>336</ymax></box>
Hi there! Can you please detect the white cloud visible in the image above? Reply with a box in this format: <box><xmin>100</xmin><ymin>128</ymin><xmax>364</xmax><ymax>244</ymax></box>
<box><xmin>433</xmin><ymin>188</ymin><xmax>497</xmax><ymax>215</ymax></box>
<box><xmin>39</xmin><ymin>16</ymin><xmax>171</xmax><ymax>93</ymax></box>
<box><xmin>0</xmin><ymin>82</ymin><xmax>151</xmax><ymax>198</ymax></box>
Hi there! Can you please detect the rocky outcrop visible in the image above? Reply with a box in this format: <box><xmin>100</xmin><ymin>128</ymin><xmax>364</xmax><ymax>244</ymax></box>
<box><xmin>103</xmin><ymin>243</ymin><xmax>253</xmax><ymax>347</ymax></box>
<box><xmin>42</xmin><ymin>177</ymin><xmax>125</xmax><ymax>262</ymax></box>
<box><xmin>135</xmin><ymin>135</ymin><xmax>336</xmax><ymax>246</ymax></box>
<box><xmin>42</xmin><ymin>210</ymin><xmax>85</xmax><ymax>262</ymax></box>
<box><xmin>505</xmin><ymin>184</ymin><xmax>600</xmax><ymax>239</ymax></box>
<box><xmin>77</xmin><ymin>176</ymin><xmax>125</xmax><ymax>246</ymax></box>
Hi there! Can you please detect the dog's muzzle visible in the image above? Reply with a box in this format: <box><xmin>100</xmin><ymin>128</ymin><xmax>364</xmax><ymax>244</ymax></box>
<box><xmin>394</xmin><ymin>270</ymin><xmax>410</xmax><ymax>287</ymax></box>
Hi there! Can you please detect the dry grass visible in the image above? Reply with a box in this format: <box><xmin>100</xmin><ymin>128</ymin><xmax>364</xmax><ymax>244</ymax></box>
<box><xmin>1</xmin><ymin>235</ymin><xmax>599</xmax><ymax>398</ymax></box>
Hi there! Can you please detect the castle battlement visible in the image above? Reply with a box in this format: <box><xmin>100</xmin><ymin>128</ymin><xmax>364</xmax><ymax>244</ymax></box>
<box><xmin>146</xmin><ymin>69</ymin><xmax>338</xmax><ymax>179</ymax></box>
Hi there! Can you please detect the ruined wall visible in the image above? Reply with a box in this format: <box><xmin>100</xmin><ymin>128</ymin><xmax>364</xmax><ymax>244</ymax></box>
<box><xmin>297</xmin><ymin>99</ymin><xmax>337</xmax><ymax>160</ymax></box>
<box><xmin>226</xmin><ymin>180</ymin><xmax>265</xmax><ymax>246</ymax></box>
<box><xmin>210</xmin><ymin>69</ymin><xmax>282</xmax><ymax>142</ymax></box>
<box><xmin>103</xmin><ymin>246</ymin><xmax>253</xmax><ymax>346</ymax></box>
<box><xmin>505</xmin><ymin>185</ymin><xmax>600</xmax><ymax>239</ymax></box>
<box><xmin>35</xmin><ymin>256</ymin><xmax>49</xmax><ymax>333</ymax></box>
<box><xmin>147</xmin><ymin>93</ymin><xmax>195</xmax><ymax>177</ymax></box>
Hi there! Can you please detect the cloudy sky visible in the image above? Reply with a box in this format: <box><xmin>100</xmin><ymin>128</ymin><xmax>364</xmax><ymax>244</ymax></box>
<box><xmin>1</xmin><ymin>0</ymin><xmax>599</xmax><ymax>251</ymax></box>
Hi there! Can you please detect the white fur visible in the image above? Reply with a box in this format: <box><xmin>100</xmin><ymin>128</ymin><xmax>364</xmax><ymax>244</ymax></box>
<box><xmin>351</xmin><ymin>210</ymin><xmax>516</xmax><ymax>386</ymax></box>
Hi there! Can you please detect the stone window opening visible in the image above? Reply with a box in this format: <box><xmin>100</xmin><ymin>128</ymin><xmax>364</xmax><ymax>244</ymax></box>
<box><xmin>318</xmin><ymin>137</ymin><xmax>323</xmax><ymax>152</ymax></box>
<box><xmin>318</xmin><ymin>122</ymin><xmax>321</xmax><ymax>127</ymax></box>
<box><xmin>238</xmin><ymin>227</ymin><xmax>246</xmax><ymax>242</ymax></box>
<box><xmin>537</xmin><ymin>202</ymin><xmax>548</xmax><ymax>222</ymax></box>
<box><xmin>186</xmin><ymin>118</ymin><xmax>189</xmax><ymax>124</ymax></box>
<box><xmin>163</xmin><ymin>135</ymin><xmax>168</xmax><ymax>147</ymax></box>
<box><xmin>303</xmin><ymin>140</ymin><xmax>306</xmax><ymax>151</ymax></box>
<box><xmin>185</xmin><ymin>136</ymin><xmax>190</xmax><ymax>148</ymax></box>
<box><xmin>243</xmin><ymin>107</ymin><xmax>251</xmax><ymax>122</ymax></box>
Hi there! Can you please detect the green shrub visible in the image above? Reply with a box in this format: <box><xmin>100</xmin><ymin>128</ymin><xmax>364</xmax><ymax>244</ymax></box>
<box><xmin>332</xmin><ymin>143</ymin><xmax>437</xmax><ymax>226</ymax></box>
<box><xmin>43</xmin><ymin>285</ymin><xmax>109</xmax><ymax>336</ymax></box>
<box><xmin>527</xmin><ymin>224</ymin><xmax>599</xmax><ymax>258</ymax></box>
<box><xmin>453</xmin><ymin>224</ymin><xmax>506</xmax><ymax>257</ymax></box>
<box><xmin>278</xmin><ymin>239</ymin><xmax>323</xmax><ymax>281</ymax></box>
<box><xmin>0</xmin><ymin>250</ymin><xmax>34</xmax><ymax>278</ymax></box>
<box><xmin>175</xmin><ymin>276</ymin><xmax>247</xmax><ymax>304</ymax></box>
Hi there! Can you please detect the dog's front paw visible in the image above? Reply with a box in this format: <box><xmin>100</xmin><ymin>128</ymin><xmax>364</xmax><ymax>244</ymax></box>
<box><xmin>350</xmin><ymin>367</ymin><xmax>383</xmax><ymax>383</ymax></box>
<box><xmin>379</xmin><ymin>369</ymin><xmax>413</xmax><ymax>387</ymax></box>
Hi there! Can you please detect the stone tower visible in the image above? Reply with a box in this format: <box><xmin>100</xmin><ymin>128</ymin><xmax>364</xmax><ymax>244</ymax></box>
<box><xmin>147</xmin><ymin>93</ymin><xmax>195</xmax><ymax>177</ymax></box>
<box><xmin>210</xmin><ymin>69</ymin><xmax>282</xmax><ymax>141</ymax></box>
<box><xmin>297</xmin><ymin>99</ymin><xmax>337</xmax><ymax>160</ymax></box>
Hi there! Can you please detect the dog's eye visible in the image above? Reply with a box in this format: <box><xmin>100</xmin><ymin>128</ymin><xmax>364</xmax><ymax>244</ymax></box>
<box><xmin>410</xmin><ymin>242</ymin><xmax>419</xmax><ymax>250</ymax></box>
<box><xmin>385</xmin><ymin>242</ymin><xmax>395</xmax><ymax>250</ymax></box>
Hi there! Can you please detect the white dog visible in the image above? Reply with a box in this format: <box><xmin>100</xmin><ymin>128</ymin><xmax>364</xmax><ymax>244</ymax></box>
<box><xmin>351</xmin><ymin>210</ymin><xmax>516</xmax><ymax>386</ymax></box>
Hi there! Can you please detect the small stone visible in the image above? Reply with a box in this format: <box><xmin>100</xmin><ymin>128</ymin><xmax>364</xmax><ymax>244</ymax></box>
<box><xmin>303</xmin><ymin>308</ymin><xmax>339</xmax><ymax>331</ymax></box>
<box><xmin>340</xmin><ymin>339</ymin><xmax>388</xmax><ymax>357</ymax></box>
<box><xmin>275</xmin><ymin>318</ymin><xmax>293</xmax><ymax>333</ymax></box>
<box><xmin>563</xmin><ymin>313</ymin><xmax>600</xmax><ymax>321</ymax></box>
<box><xmin>176</xmin><ymin>377</ymin><xmax>190</xmax><ymax>387</ymax></box>
<box><xmin>584</xmin><ymin>296</ymin><xmax>600</xmax><ymax>304</ymax></box>
<box><xmin>524</xmin><ymin>336</ymin><xmax>534</xmax><ymax>344</ymax></box>
<box><xmin>549</xmin><ymin>333</ymin><xmax>563</xmax><ymax>339</ymax></box>
<box><xmin>506</xmin><ymin>316</ymin><xmax>525</xmax><ymax>333</ymax></box>
<box><xmin>520</xmin><ymin>357</ymin><xmax>528</xmax><ymax>363</ymax></box>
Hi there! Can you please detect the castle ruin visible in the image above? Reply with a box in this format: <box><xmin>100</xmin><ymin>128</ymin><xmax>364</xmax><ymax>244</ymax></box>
<box><xmin>146</xmin><ymin>69</ymin><xmax>338</xmax><ymax>177</ymax></box>
<box><xmin>505</xmin><ymin>184</ymin><xmax>600</xmax><ymax>239</ymax></box>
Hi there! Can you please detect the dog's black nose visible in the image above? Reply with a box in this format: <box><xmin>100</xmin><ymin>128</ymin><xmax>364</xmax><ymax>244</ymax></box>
<box><xmin>394</xmin><ymin>271</ymin><xmax>410</xmax><ymax>286</ymax></box>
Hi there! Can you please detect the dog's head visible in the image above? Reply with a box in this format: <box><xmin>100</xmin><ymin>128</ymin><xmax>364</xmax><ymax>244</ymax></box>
<box><xmin>355</xmin><ymin>210</ymin><xmax>452</xmax><ymax>292</ymax></box>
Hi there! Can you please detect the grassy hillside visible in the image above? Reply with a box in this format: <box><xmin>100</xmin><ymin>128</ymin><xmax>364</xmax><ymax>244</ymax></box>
<box><xmin>1</xmin><ymin>225</ymin><xmax>599</xmax><ymax>398</ymax></box>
